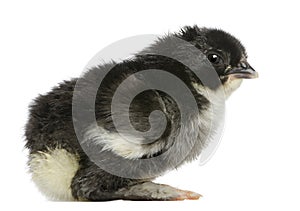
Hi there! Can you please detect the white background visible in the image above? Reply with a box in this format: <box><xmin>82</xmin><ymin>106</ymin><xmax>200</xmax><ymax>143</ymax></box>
<box><xmin>1</xmin><ymin>0</ymin><xmax>299</xmax><ymax>210</ymax></box>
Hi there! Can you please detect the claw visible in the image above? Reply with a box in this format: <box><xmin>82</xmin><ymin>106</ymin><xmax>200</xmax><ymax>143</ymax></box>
<box><xmin>173</xmin><ymin>190</ymin><xmax>202</xmax><ymax>201</ymax></box>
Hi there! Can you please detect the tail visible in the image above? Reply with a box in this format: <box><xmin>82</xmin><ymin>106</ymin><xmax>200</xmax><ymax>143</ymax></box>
<box><xmin>28</xmin><ymin>148</ymin><xmax>79</xmax><ymax>201</ymax></box>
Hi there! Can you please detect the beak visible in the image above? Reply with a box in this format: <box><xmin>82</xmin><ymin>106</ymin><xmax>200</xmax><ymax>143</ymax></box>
<box><xmin>225</xmin><ymin>64</ymin><xmax>258</xmax><ymax>79</ymax></box>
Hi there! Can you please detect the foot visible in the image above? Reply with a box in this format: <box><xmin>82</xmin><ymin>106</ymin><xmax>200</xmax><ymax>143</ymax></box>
<box><xmin>116</xmin><ymin>182</ymin><xmax>202</xmax><ymax>201</ymax></box>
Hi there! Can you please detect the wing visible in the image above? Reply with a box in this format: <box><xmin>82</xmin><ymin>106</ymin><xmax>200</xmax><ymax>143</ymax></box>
<box><xmin>81</xmin><ymin>59</ymin><xmax>177</xmax><ymax>160</ymax></box>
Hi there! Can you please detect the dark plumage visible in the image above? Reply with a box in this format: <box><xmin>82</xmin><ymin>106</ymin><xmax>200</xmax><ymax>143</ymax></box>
<box><xmin>25</xmin><ymin>25</ymin><xmax>257</xmax><ymax>201</ymax></box>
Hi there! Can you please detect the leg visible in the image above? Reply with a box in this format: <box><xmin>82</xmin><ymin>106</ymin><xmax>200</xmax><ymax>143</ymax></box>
<box><xmin>71</xmin><ymin>162</ymin><xmax>201</xmax><ymax>201</ymax></box>
<box><xmin>71</xmin><ymin>163</ymin><xmax>141</xmax><ymax>201</ymax></box>
<box><xmin>116</xmin><ymin>182</ymin><xmax>201</xmax><ymax>201</ymax></box>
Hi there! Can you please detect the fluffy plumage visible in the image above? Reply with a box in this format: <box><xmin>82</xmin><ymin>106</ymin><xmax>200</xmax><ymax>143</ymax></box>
<box><xmin>25</xmin><ymin>25</ymin><xmax>257</xmax><ymax>201</ymax></box>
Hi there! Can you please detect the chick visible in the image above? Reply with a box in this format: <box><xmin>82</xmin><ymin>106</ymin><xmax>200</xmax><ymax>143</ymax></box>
<box><xmin>25</xmin><ymin>25</ymin><xmax>257</xmax><ymax>201</ymax></box>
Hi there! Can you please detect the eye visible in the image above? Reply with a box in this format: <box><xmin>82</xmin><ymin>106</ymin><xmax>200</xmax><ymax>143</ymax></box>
<box><xmin>207</xmin><ymin>54</ymin><xmax>223</xmax><ymax>65</ymax></box>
